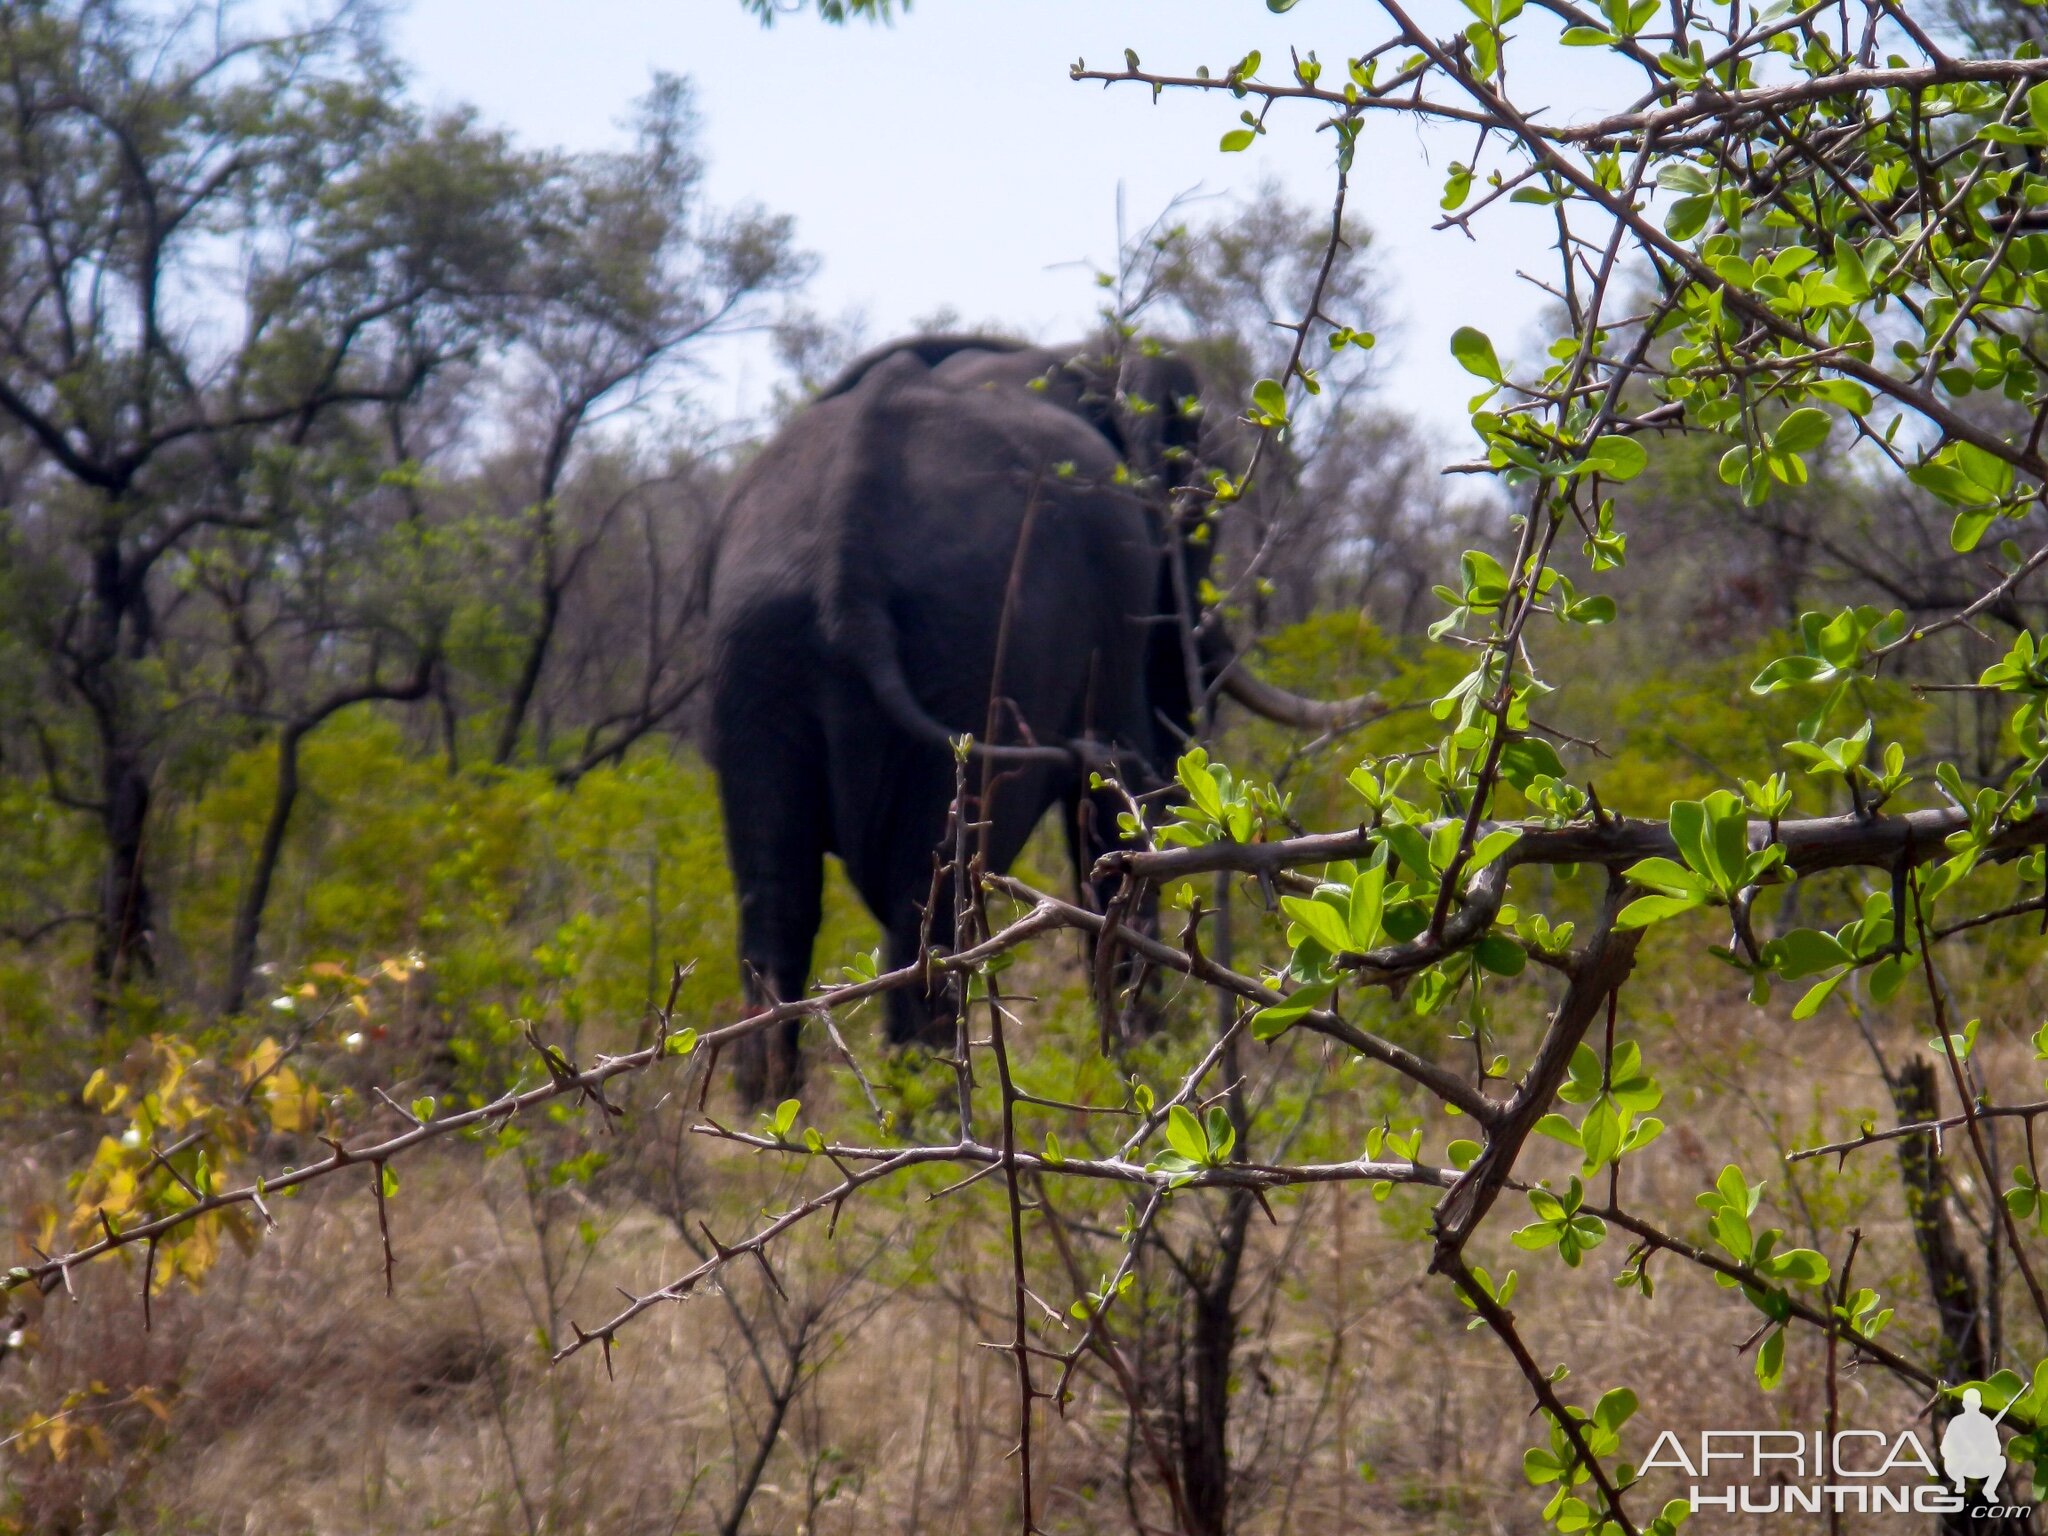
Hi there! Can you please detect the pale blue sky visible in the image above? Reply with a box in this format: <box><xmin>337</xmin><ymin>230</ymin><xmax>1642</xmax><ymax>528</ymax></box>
<box><xmin>392</xmin><ymin>1</ymin><xmax>1634</xmax><ymax>439</ymax></box>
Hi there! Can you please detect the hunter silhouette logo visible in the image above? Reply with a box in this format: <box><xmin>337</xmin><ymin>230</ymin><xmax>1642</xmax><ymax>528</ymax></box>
<box><xmin>1941</xmin><ymin>1388</ymin><xmax>2014</xmax><ymax>1501</ymax></box>
<box><xmin>1641</xmin><ymin>1398</ymin><xmax>2037</xmax><ymax>1519</ymax></box>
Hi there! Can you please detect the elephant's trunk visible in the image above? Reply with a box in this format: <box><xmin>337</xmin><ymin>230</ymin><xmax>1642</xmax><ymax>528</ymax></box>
<box><xmin>1219</xmin><ymin>662</ymin><xmax>1387</xmax><ymax>732</ymax></box>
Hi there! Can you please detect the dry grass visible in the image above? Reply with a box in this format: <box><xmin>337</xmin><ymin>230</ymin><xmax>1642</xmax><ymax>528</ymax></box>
<box><xmin>5</xmin><ymin>944</ymin><xmax>2040</xmax><ymax>1535</ymax></box>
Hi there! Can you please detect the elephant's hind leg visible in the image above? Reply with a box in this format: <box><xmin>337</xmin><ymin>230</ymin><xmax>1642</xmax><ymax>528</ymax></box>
<box><xmin>716</xmin><ymin>712</ymin><xmax>828</xmax><ymax>1107</ymax></box>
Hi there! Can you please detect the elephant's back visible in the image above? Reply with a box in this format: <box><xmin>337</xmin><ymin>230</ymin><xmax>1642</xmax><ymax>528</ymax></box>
<box><xmin>852</xmin><ymin>372</ymin><xmax>1162</xmax><ymax>743</ymax></box>
<box><xmin>710</xmin><ymin>345</ymin><xmax>1162</xmax><ymax>751</ymax></box>
<box><xmin>847</xmin><ymin>365</ymin><xmax>1153</xmax><ymax>622</ymax></box>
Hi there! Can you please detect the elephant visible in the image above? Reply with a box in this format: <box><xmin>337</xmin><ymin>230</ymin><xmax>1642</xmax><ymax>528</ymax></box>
<box><xmin>706</xmin><ymin>334</ymin><xmax>1376</xmax><ymax>1103</ymax></box>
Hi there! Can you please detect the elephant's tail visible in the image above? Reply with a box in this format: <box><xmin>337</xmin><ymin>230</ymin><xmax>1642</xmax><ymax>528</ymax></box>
<box><xmin>817</xmin><ymin>333</ymin><xmax>1028</xmax><ymax>400</ymax></box>
<box><xmin>837</xmin><ymin>608</ymin><xmax>1077</xmax><ymax>769</ymax></box>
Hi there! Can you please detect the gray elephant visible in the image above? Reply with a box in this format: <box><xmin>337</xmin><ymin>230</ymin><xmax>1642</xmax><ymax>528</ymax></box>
<box><xmin>706</xmin><ymin>335</ymin><xmax>1372</xmax><ymax>1102</ymax></box>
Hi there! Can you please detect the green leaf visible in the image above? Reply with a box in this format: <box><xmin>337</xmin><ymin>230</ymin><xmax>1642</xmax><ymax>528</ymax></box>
<box><xmin>1668</xmin><ymin>798</ymin><xmax>1708</xmax><ymax>875</ymax></box>
<box><xmin>1470</xmin><ymin>828</ymin><xmax>1522</xmax><ymax>871</ymax></box>
<box><xmin>2029</xmin><ymin>78</ymin><xmax>2048</xmax><ymax>137</ymax></box>
<box><xmin>1712</xmin><ymin>253</ymin><xmax>1755</xmax><ymax>290</ymax></box>
<box><xmin>1714</xmin><ymin>1163</ymin><xmax>1759</xmax><ymax>1215</ymax></box>
<box><xmin>1499</xmin><ymin>735</ymin><xmax>1565</xmax><ymax>788</ymax></box>
<box><xmin>1808</xmin><ymin>378</ymin><xmax>1872</xmax><ymax>414</ymax></box>
<box><xmin>1583</xmin><ymin>434</ymin><xmax>1647</xmax><ymax>481</ymax></box>
<box><xmin>1460</xmin><ymin>548</ymin><xmax>1510</xmax><ymax>605</ymax></box>
<box><xmin>1751</xmin><ymin>654</ymin><xmax>1831</xmax><ymax>693</ymax></box>
<box><xmin>1772</xmin><ymin>408</ymin><xmax>1832</xmax><ymax>455</ymax></box>
<box><xmin>1764</xmin><ymin>929</ymin><xmax>1850</xmax><ymax>978</ymax></box>
<box><xmin>1250</xmin><ymin>377</ymin><xmax>1289</xmax><ymax>422</ymax></box>
<box><xmin>1656</xmin><ymin>163</ymin><xmax>1710</xmax><ymax>194</ymax></box>
<box><xmin>1204</xmin><ymin>1106</ymin><xmax>1236</xmax><ymax>1163</ymax></box>
<box><xmin>1619</xmin><ymin>856</ymin><xmax>1706</xmax><ymax>898</ymax></box>
<box><xmin>1617</xmin><ymin>892</ymin><xmax>1707</xmax><ymax>929</ymax></box>
<box><xmin>1869</xmin><ymin>951</ymin><xmax>1909</xmax><ymax>1003</ymax></box>
<box><xmin>1830</xmin><ymin>235</ymin><xmax>1871</xmax><ymax>299</ymax></box>
<box><xmin>1958</xmin><ymin>443</ymin><xmax>2013</xmax><ymax>500</ymax></box>
<box><xmin>1252</xmin><ymin>980</ymin><xmax>1332</xmax><ymax>1039</ymax></box>
<box><xmin>1594</xmin><ymin>1386</ymin><xmax>1638</xmax><ymax>1432</ymax></box>
<box><xmin>1760</xmin><ymin>1248</ymin><xmax>1831</xmax><ymax>1286</ymax></box>
<box><xmin>1952</xmin><ymin>507</ymin><xmax>2000</xmax><ymax>553</ymax></box>
<box><xmin>1349</xmin><ymin>857</ymin><xmax>1388</xmax><ymax>949</ymax></box>
<box><xmin>1450</xmin><ymin>326</ymin><xmax>1503</xmax><ymax>383</ymax></box>
<box><xmin>1790</xmin><ymin>968</ymin><xmax>1849</xmax><ymax>1020</ymax></box>
<box><xmin>1665</xmin><ymin>195</ymin><xmax>1711</xmax><ymax>241</ymax></box>
<box><xmin>1220</xmin><ymin>128</ymin><xmax>1257</xmax><ymax>152</ymax></box>
<box><xmin>1177</xmin><ymin>749</ymin><xmax>1223</xmax><ymax>818</ymax></box>
<box><xmin>1755</xmin><ymin>1325</ymin><xmax>1786</xmax><ymax>1389</ymax></box>
<box><xmin>1282</xmin><ymin>894</ymin><xmax>1354</xmax><ymax>956</ymax></box>
<box><xmin>1383</xmin><ymin>821</ymin><xmax>1434</xmax><ymax>881</ymax></box>
<box><xmin>1475</xmin><ymin>932</ymin><xmax>1527</xmax><ymax>976</ymax></box>
<box><xmin>1562</xmin><ymin>1041</ymin><xmax>1604</xmax><ymax>1100</ymax></box>
<box><xmin>1165</xmin><ymin>1104</ymin><xmax>1209</xmax><ymax>1165</ymax></box>
<box><xmin>1621</xmin><ymin>1116</ymin><xmax>1666</xmax><ymax>1154</ymax></box>
<box><xmin>1580</xmin><ymin>1100</ymin><xmax>1622</xmax><ymax>1168</ymax></box>
<box><xmin>1441</xmin><ymin>162</ymin><xmax>1474</xmax><ymax>211</ymax></box>
<box><xmin>772</xmin><ymin>1098</ymin><xmax>801</xmax><ymax>1138</ymax></box>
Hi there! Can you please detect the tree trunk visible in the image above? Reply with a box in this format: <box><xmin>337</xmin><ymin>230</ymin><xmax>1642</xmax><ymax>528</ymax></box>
<box><xmin>1182</xmin><ymin>1204</ymin><xmax>1247</xmax><ymax>1536</ymax></box>
<box><xmin>1181</xmin><ymin>886</ymin><xmax>1250</xmax><ymax>1536</ymax></box>
<box><xmin>1893</xmin><ymin>1061</ymin><xmax>2035</xmax><ymax>1536</ymax></box>
<box><xmin>494</xmin><ymin>577</ymin><xmax>559</xmax><ymax>766</ymax></box>
<box><xmin>221</xmin><ymin>667</ymin><xmax>437</xmax><ymax>1012</ymax></box>
<box><xmin>1895</xmin><ymin>1061</ymin><xmax>1990</xmax><ymax>1381</ymax></box>
<box><xmin>83</xmin><ymin>531</ymin><xmax>159</xmax><ymax>1020</ymax></box>
<box><xmin>222</xmin><ymin>722</ymin><xmax>307</xmax><ymax>1015</ymax></box>
<box><xmin>92</xmin><ymin>747</ymin><xmax>155</xmax><ymax>1013</ymax></box>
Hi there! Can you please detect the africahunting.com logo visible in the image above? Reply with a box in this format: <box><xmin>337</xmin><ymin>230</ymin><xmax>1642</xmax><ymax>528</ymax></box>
<box><xmin>1641</xmin><ymin>1389</ymin><xmax>2034</xmax><ymax>1520</ymax></box>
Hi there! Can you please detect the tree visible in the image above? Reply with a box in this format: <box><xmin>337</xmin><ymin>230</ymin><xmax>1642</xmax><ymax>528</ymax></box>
<box><xmin>0</xmin><ymin>5</ymin><xmax>801</xmax><ymax>1013</ymax></box>
<box><xmin>0</xmin><ymin>0</ymin><xmax>533</xmax><ymax>1005</ymax></box>
<box><xmin>485</xmin><ymin>74</ymin><xmax>807</xmax><ymax>768</ymax></box>
<box><xmin>1125</xmin><ymin>183</ymin><xmax>1488</xmax><ymax>633</ymax></box>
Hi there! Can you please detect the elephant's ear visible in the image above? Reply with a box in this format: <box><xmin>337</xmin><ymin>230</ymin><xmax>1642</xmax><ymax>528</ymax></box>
<box><xmin>1115</xmin><ymin>352</ymin><xmax>1206</xmax><ymax>489</ymax></box>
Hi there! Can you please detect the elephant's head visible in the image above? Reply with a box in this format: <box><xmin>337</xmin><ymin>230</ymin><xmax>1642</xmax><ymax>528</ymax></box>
<box><xmin>828</xmin><ymin>334</ymin><xmax>1387</xmax><ymax>751</ymax></box>
<box><xmin>976</xmin><ymin>340</ymin><xmax>1385</xmax><ymax>742</ymax></box>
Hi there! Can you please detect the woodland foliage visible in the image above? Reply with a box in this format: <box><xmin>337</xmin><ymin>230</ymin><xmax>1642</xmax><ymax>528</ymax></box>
<box><xmin>12</xmin><ymin>2</ymin><xmax>2048</xmax><ymax>1536</ymax></box>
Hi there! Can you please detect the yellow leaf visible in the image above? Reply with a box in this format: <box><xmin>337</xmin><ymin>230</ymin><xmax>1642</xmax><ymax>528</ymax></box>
<box><xmin>30</xmin><ymin>1202</ymin><xmax>58</xmax><ymax>1255</ymax></box>
<box><xmin>82</xmin><ymin>1068</ymin><xmax>125</xmax><ymax>1112</ymax></box>
<box><xmin>263</xmin><ymin>1070</ymin><xmax>305</xmax><ymax>1133</ymax></box>
<box><xmin>240</xmin><ymin>1037</ymin><xmax>283</xmax><ymax>1084</ymax></box>
<box><xmin>100</xmin><ymin>1167</ymin><xmax>138</xmax><ymax>1220</ymax></box>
